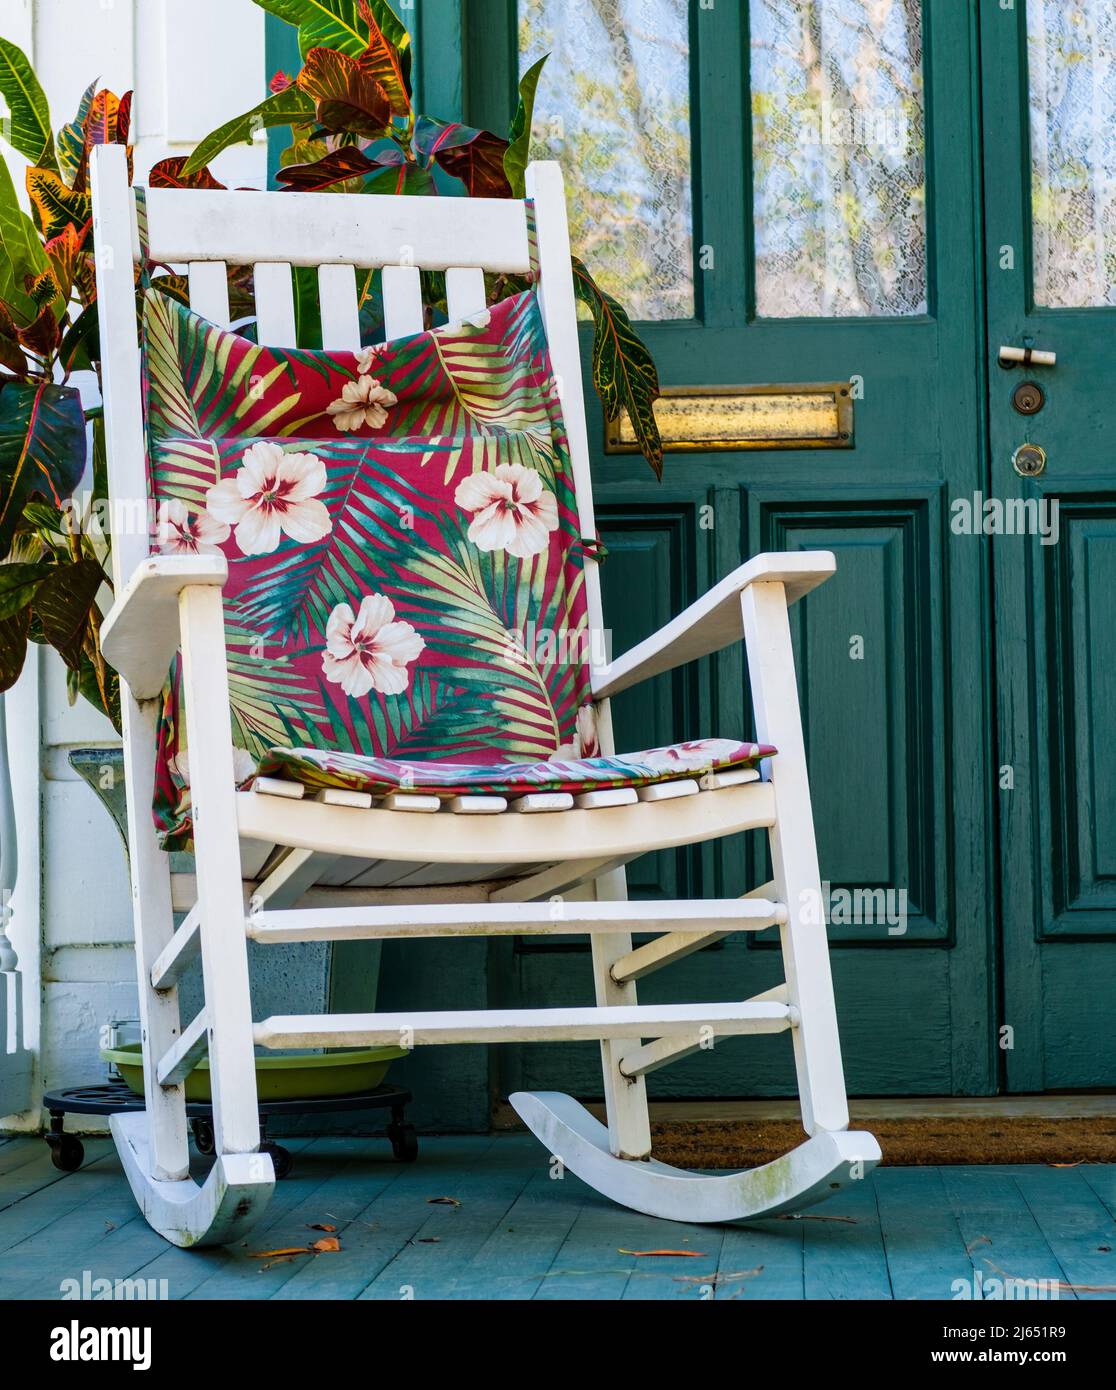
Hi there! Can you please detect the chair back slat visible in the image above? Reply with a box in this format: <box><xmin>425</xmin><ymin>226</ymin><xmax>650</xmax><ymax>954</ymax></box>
<box><xmin>187</xmin><ymin>261</ymin><xmax>231</xmax><ymax>329</ymax></box>
<box><xmin>445</xmin><ymin>267</ymin><xmax>487</xmax><ymax>321</ymax></box>
<box><xmin>140</xmin><ymin>188</ymin><xmax>531</xmax><ymax>272</ymax></box>
<box><xmin>252</xmin><ymin>263</ymin><xmax>297</xmax><ymax>347</ymax></box>
<box><xmin>381</xmin><ymin>265</ymin><xmax>424</xmax><ymax>339</ymax></box>
<box><xmin>317</xmin><ymin>264</ymin><xmax>362</xmax><ymax>350</ymax></box>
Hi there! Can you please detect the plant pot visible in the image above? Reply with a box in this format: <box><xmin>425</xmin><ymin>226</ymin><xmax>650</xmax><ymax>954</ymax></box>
<box><xmin>100</xmin><ymin>1041</ymin><xmax>406</xmax><ymax>1103</ymax></box>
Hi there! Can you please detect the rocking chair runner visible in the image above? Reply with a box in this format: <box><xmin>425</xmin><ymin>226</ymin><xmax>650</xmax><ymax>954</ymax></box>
<box><xmin>90</xmin><ymin>143</ymin><xmax>879</xmax><ymax>1248</ymax></box>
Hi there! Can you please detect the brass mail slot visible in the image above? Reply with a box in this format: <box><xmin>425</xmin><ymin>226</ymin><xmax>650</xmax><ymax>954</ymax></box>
<box><xmin>605</xmin><ymin>383</ymin><xmax>854</xmax><ymax>453</ymax></box>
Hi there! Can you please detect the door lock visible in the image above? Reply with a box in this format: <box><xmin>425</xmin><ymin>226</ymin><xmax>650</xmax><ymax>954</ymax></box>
<box><xmin>1012</xmin><ymin>443</ymin><xmax>1047</xmax><ymax>477</ymax></box>
<box><xmin>1012</xmin><ymin>381</ymin><xmax>1045</xmax><ymax>415</ymax></box>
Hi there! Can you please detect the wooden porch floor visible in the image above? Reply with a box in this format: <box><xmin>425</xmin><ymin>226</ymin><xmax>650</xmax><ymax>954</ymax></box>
<box><xmin>2</xmin><ymin>1134</ymin><xmax>1115</xmax><ymax>1300</ymax></box>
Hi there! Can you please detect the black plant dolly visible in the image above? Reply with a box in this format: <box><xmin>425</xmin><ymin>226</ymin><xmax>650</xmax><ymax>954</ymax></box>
<box><xmin>41</xmin><ymin>1080</ymin><xmax>417</xmax><ymax>1177</ymax></box>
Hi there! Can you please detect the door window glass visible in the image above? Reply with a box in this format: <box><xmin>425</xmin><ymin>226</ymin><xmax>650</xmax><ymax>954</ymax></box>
<box><xmin>751</xmin><ymin>0</ymin><xmax>927</xmax><ymax>317</ymax></box>
<box><xmin>1028</xmin><ymin>0</ymin><xmax>1116</xmax><ymax>308</ymax></box>
<box><xmin>519</xmin><ymin>0</ymin><xmax>694</xmax><ymax>321</ymax></box>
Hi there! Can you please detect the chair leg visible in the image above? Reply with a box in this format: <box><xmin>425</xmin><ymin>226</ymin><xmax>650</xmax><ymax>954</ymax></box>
<box><xmin>120</xmin><ymin>693</ymin><xmax>190</xmax><ymax>1181</ymax></box>
<box><xmin>590</xmin><ymin>866</ymin><xmax>652</xmax><ymax>1160</ymax></box>
<box><xmin>111</xmin><ymin>588</ymin><xmax>274</xmax><ymax>1248</ymax></box>
<box><xmin>178</xmin><ymin>586</ymin><xmax>262</xmax><ymax>1159</ymax></box>
<box><xmin>741</xmin><ymin>580</ymin><xmax>854</xmax><ymax>1135</ymax></box>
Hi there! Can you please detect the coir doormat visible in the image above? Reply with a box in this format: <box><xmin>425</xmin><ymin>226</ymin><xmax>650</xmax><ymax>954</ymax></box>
<box><xmin>650</xmin><ymin>1116</ymin><xmax>1116</xmax><ymax>1168</ymax></box>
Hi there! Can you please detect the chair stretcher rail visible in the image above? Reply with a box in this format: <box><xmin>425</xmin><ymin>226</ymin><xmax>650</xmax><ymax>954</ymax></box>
<box><xmin>254</xmin><ymin>1002</ymin><xmax>792</xmax><ymax>1049</ymax></box>
<box><xmin>245</xmin><ymin>897</ymin><xmax>785</xmax><ymax>943</ymax></box>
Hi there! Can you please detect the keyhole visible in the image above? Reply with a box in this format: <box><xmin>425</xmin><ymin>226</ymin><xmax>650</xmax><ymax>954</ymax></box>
<box><xmin>1012</xmin><ymin>381</ymin><xmax>1045</xmax><ymax>415</ymax></box>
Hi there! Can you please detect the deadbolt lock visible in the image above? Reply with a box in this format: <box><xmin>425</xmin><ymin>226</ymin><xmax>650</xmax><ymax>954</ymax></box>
<box><xmin>1012</xmin><ymin>381</ymin><xmax>1045</xmax><ymax>415</ymax></box>
<box><xmin>1012</xmin><ymin>443</ymin><xmax>1047</xmax><ymax>477</ymax></box>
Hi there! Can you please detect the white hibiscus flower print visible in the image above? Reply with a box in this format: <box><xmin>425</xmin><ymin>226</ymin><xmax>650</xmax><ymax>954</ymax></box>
<box><xmin>170</xmin><ymin>746</ymin><xmax>256</xmax><ymax>788</ymax></box>
<box><xmin>205</xmin><ymin>442</ymin><xmax>332</xmax><ymax>556</ymax></box>
<box><xmin>327</xmin><ymin>375</ymin><xmax>398</xmax><ymax>432</ymax></box>
<box><xmin>635</xmin><ymin>739</ymin><xmax>748</xmax><ymax>773</ymax></box>
<box><xmin>355</xmin><ymin>347</ymin><xmax>380</xmax><ymax>374</ymax></box>
<box><xmin>454</xmin><ymin>463</ymin><xmax>559</xmax><ymax>559</ymax></box>
<box><xmin>323</xmin><ymin>594</ymin><xmax>425</xmax><ymax>698</ymax></box>
<box><xmin>156</xmin><ymin>498</ymin><xmax>229</xmax><ymax>556</ymax></box>
<box><xmin>556</xmin><ymin>705</ymin><xmax>600</xmax><ymax>761</ymax></box>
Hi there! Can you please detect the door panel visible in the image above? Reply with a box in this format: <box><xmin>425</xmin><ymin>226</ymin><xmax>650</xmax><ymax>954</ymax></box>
<box><xmin>749</xmin><ymin>497</ymin><xmax>947</xmax><ymax>944</ymax></box>
<box><xmin>983</xmin><ymin>0</ymin><xmax>1116</xmax><ymax>1090</ymax></box>
<box><xmin>463</xmin><ymin>0</ymin><xmax>995</xmax><ymax>1097</ymax></box>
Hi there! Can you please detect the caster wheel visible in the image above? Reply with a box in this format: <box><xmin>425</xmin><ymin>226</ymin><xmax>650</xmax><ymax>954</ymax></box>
<box><xmin>49</xmin><ymin>1135</ymin><xmax>85</xmax><ymax>1172</ymax></box>
<box><xmin>388</xmin><ymin>1122</ymin><xmax>419</xmax><ymax>1163</ymax></box>
<box><xmin>191</xmin><ymin>1118</ymin><xmax>215</xmax><ymax>1155</ymax></box>
<box><xmin>260</xmin><ymin>1141</ymin><xmax>293</xmax><ymax>1180</ymax></box>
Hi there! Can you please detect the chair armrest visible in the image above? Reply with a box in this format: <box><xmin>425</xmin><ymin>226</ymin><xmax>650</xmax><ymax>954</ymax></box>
<box><xmin>591</xmin><ymin>550</ymin><xmax>835</xmax><ymax>701</ymax></box>
<box><xmin>100</xmin><ymin>554</ymin><xmax>228</xmax><ymax>698</ymax></box>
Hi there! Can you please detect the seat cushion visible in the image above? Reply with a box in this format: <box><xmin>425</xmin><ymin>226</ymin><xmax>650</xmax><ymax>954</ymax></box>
<box><xmin>254</xmin><ymin>737</ymin><xmax>774</xmax><ymax>800</ymax></box>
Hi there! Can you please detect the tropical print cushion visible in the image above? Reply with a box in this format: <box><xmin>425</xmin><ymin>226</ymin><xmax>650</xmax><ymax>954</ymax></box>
<box><xmin>254</xmin><ymin>737</ymin><xmax>774</xmax><ymax>801</ymax></box>
<box><xmin>143</xmin><ymin>287</ymin><xmax>598</xmax><ymax>850</ymax></box>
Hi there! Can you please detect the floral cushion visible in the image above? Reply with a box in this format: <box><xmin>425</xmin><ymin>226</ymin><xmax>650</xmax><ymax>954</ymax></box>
<box><xmin>144</xmin><ymin>288</ymin><xmax>600</xmax><ymax>850</ymax></box>
<box><xmin>141</xmin><ymin>286</ymin><xmax>773</xmax><ymax>850</ymax></box>
<box><xmin>254</xmin><ymin>737</ymin><xmax>774</xmax><ymax>801</ymax></box>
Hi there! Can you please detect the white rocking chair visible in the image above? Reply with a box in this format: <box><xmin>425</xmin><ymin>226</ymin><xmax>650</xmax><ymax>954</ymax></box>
<box><xmin>90</xmin><ymin>143</ymin><xmax>879</xmax><ymax>1247</ymax></box>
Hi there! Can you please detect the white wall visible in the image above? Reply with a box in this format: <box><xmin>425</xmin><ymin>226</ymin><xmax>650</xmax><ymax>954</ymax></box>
<box><xmin>0</xmin><ymin>0</ymin><xmax>268</xmax><ymax>1127</ymax></box>
<box><xmin>3</xmin><ymin>0</ymin><xmax>268</xmax><ymax>187</ymax></box>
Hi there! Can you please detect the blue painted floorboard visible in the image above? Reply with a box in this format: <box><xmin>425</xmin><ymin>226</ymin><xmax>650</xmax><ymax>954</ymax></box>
<box><xmin>0</xmin><ymin>1137</ymin><xmax>1113</xmax><ymax>1301</ymax></box>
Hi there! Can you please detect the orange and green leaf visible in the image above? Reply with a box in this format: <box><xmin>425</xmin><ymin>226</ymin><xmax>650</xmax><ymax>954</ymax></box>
<box><xmin>26</xmin><ymin>167</ymin><xmax>91</xmax><ymax>242</ymax></box>
<box><xmin>298</xmin><ymin>45</ymin><xmax>392</xmax><ymax>138</ymax></box>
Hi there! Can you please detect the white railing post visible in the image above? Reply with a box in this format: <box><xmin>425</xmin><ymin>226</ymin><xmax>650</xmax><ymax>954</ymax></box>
<box><xmin>0</xmin><ymin>693</ymin><xmax>32</xmax><ymax>1117</ymax></box>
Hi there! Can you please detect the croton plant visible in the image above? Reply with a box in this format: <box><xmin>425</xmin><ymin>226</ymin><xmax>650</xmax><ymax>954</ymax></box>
<box><xmin>185</xmin><ymin>0</ymin><xmax>661</xmax><ymax>468</ymax></box>
<box><xmin>0</xmin><ymin>0</ymin><xmax>661</xmax><ymax>728</ymax></box>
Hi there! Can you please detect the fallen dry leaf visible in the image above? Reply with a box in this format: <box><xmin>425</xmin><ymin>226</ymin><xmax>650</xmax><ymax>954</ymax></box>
<box><xmin>1049</xmin><ymin>1161</ymin><xmax>1083</xmax><ymax>1169</ymax></box>
<box><xmin>427</xmin><ymin>1196</ymin><xmax>461</xmax><ymax>1207</ymax></box>
<box><xmin>618</xmin><ymin>1248</ymin><xmax>705</xmax><ymax>1258</ymax></box>
<box><xmin>311</xmin><ymin>1236</ymin><xmax>341</xmax><ymax>1253</ymax></box>
<box><xmin>776</xmin><ymin>1212</ymin><xmax>856</xmax><ymax>1224</ymax></box>
<box><xmin>250</xmin><ymin>1247</ymin><xmax>313</xmax><ymax>1259</ymax></box>
<box><xmin>308</xmin><ymin>1223</ymin><xmax>337</xmax><ymax>1232</ymax></box>
<box><xmin>675</xmin><ymin>1266</ymin><xmax>763</xmax><ymax>1288</ymax></box>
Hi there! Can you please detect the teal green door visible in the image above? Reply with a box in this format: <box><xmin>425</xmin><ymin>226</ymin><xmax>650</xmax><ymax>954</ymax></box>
<box><xmin>982</xmin><ymin>0</ymin><xmax>1116</xmax><ymax>1091</ymax></box>
<box><xmin>262</xmin><ymin>1</ymin><xmax>1115</xmax><ymax>1108</ymax></box>
<box><xmin>471</xmin><ymin>0</ymin><xmax>997</xmax><ymax>1100</ymax></box>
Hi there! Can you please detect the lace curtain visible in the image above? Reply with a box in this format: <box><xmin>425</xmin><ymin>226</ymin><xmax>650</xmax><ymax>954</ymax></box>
<box><xmin>519</xmin><ymin>0</ymin><xmax>694</xmax><ymax>321</ymax></box>
<box><xmin>750</xmin><ymin>0</ymin><xmax>927</xmax><ymax>317</ymax></box>
<box><xmin>1029</xmin><ymin>0</ymin><xmax>1116</xmax><ymax>308</ymax></box>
